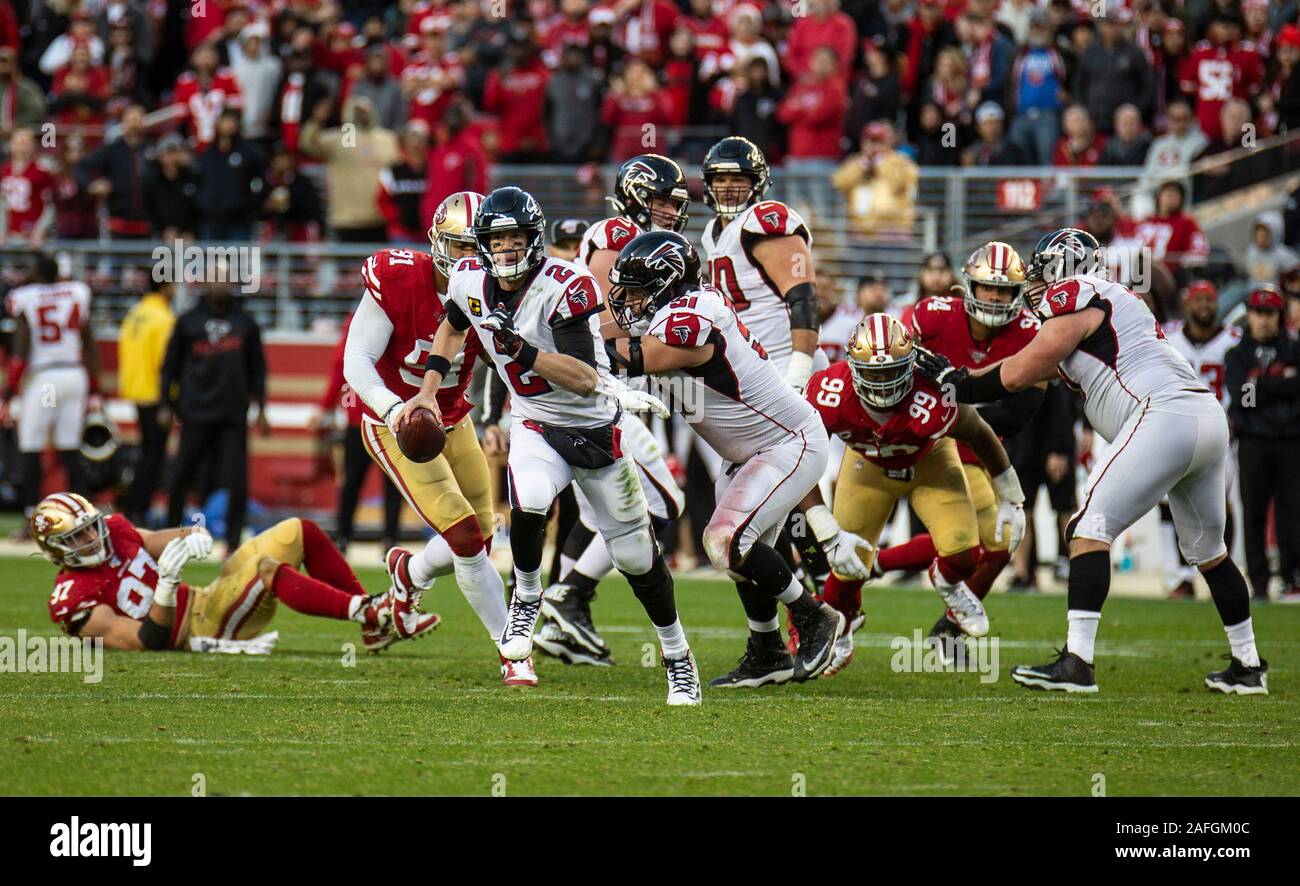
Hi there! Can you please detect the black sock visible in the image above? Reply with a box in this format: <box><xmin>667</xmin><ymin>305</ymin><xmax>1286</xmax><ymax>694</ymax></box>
<box><xmin>732</xmin><ymin>542</ymin><xmax>793</xmax><ymax>597</ymax></box>
<box><xmin>1202</xmin><ymin>557</ymin><xmax>1251</xmax><ymax>627</ymax></box>
<box><xmin>1067</xmin><ymin>550</ymin><xmax>1111</xmax><ymax>612</ymax></box>
<box><xmin>564</xmin><ymin>569</ymin><xmax>599</xmax><ymax>601</ymax></box>
<box><xmin>20</xmin><ymin>451</ymin><xmax>41</xmax><ymax>511</ymax></box>
<box><xmin>736</xmin><ymin>580</ymin><xmax>778</xmax><ymax>627</ymax></box>
<box><xmin>621</xmin><ymin>554</ymin><xmax>678</xmax><ymax>627</ymax></box>
<box><xmin>509</xmin><ymin>508</ymin><xmax>548</xmax><ymax>573</ymax></box>
<box><xmin>561</xmin><ymin>520</ymin><xmax>596</xmax><ymax>562</ymax></box>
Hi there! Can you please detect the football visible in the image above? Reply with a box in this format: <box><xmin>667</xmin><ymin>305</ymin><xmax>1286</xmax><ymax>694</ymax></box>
<box><xmin>396</xmin><ymin>408</ymin><xmax>446</xmax><ymax>463</ymax></box>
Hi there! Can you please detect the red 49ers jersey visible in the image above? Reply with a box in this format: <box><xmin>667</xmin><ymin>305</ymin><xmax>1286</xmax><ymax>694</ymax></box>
<box><xmin>1131</xmin><ymin>213</ymin><xmax>1209</xmax><ymax>269</ymax></box>
<box><xmin>807</xmin><ymin>362</ymin><xmax>957</xmax><ymax>471</ymax></box>
<box><xmin>359</xmin><ymin>248</ymin><xmax>482</xmax><ymax>426</ymax></box>
<box><xmin>0</xmin><ymin>161</ymin><xmax>56</xmax><ymax>238</ymax></box>
<box><xmin>172</xmin><ymin>69</ymin><xmax>243</xmax><ymax>150</ymax></box>
<box><xmin>47</xmin><ymin>515</ymin><xmax>187</xmax><ymax>643</ymax></box>
<box><xmin>576</xmin><ymin>216</ymin><xmax>641</xmax><ymax>269</ymax></box>
<box><xmin>906</xmin><ymin>294</ymin><xmax>1039</xmax><ymax>464</ymax></box>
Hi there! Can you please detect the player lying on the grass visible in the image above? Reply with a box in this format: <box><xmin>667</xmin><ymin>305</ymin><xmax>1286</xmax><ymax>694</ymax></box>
<box><xmin>796</xmin><ymin>312</ymin><xmax>1026</xmax><ymax>676</ymax></box>
<box><xmin>606</xmin><ymin>231</ymin><xmax>848</xmax><ymax>688</ymax></box>
<box><xmin>915</xmin><ymin>227</ymin><xmax>1267</xmax><ymax>695</ymax></box>
<box><xmin>344</xmin><ymin>191</ymin><xmax>535</xmax><ymax>687</ymax></box>
<box><xmin>879</xmin><ymin>242</ymin><xmax>1044</xmax><ymax>653</ymax></box>
<box><xmin>36</xmin><ymin>493</ymin><xmax>425</xmax><ymax>652</ymax></box>
<box><xmin>401</xmin><ymin>187</ymin><xmax>702</xmax><ymax>705</ymax></box>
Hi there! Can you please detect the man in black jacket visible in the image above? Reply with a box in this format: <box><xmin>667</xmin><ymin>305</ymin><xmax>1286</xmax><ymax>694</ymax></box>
<box><xmin>161</xmin><ymin>280</ymin><xmax>270</xmax><ymax>551</ymax></box>
<box><xmin>195</xmin><ymin>108</ymin><xmax>266</xmax><ymax>241</ymax></box>
<box><xmin>75</xmin><ymin>103</ymin><xmax>151</xmax><ymax>239</ymax></box>
<box><xmin>143</xmin><ymin>133</ymin><xmax>199</xmax><ymax>240</ymax></box>
<box><xmin>1226</xmin><ymin>287</ymin><xmax>1300</xmax><ymax>601</ymax></box>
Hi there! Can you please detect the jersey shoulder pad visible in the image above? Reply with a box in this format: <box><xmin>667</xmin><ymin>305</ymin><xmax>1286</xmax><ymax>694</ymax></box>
<box><xmin>806</xmin><ymin>362</ymin><xmax>855</xmax><ymax>426</ymax></box>
<box><xmin>909</xmin><ymin>295</ymin><xmax>959</xmax><ymax>338</ymax></box>
<box><xmin>741</xmin><ymin>200</ymin><xmax>810</xmax><ymax>241</ymax></box>
<box><xmin>649</xmin><ymin>287</ymin><xmax>722</xmax><ymax>348</ymax></box>
<box><xmin>362</xmin><ymin>249</ymin><xmax>431</xmax><ymax>294</ymax></box>
<box><xmin>544</xmin><ymin>260</ymin><xmax>603</xmax><ymax>323</ymax></box>
<box><xmin>5</xmin><ymin>284</ymin><xmax>30</xmax><ymax>317</ymax></box>
<box><xmin>1037</xmin><ymin>278</ymin><xmax>1103</xmax><ymax>320</ymax></box>
<box><xmin>593</xmin><ymin>217</ymin><xmax>641</xmax><ymax>252</ymax></box>
<box><xmin>48</xmin><ymin>568</ymin><xmax>109</xmax><ymax>630</ymax></box>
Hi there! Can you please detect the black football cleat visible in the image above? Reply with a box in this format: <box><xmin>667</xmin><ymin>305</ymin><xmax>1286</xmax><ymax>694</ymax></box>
<box><xmin>709</xmin><ymin>636</ymin><xmax>795</xmax><ymax>688</ymax></box>
<box><xmin>533</xmin><ymin>620</ymin><xmax>613</xmax><ymax>667</ymax></box>
<box><xmin>540</xmin><ymin>583</ymin><xmax>608</xmax><ymax>656</ymax></box>
<box><xmin>1010</xmin><ymin>648</ymin><xmax>1098</xmax><ymax>693</ymax></box>
<box><xmin>926</xmin><ymin>612</ymin><xmax>964</xmax><ymax>666</ymax></box>
<box><xmin>789</xmin><ymin>602</ymin><xmax>845</xmax><ymax>682</ymax></box>
<box><xmin>1205</xmin><ymin>657</ymin><xmax>1268</xmax><ymax>695</ymax></box>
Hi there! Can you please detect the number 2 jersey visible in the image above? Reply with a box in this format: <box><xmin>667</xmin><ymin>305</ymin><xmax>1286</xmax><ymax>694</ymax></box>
<box><xmin>443</xmin><ymin>256</ymin><xmax>617</xmax><ymax>426</ymax></box>
<box><xmin>47</xmin><ymin>514</ymin><xmax>186</xmax><ymax>647</ymax></box>
<box><xmin>642</xmin><ymin>284</ymin><xmax>818</xmax><ymax>464</ymax></box>
<box><xmin>701</xmin><ymin>200</ymin><xmax>811</xmax><ymax>370</ymax></box>
<box><xmin>5</xmin><ymin>281</ymin><xmax>92</xmax><ymax>372</ymax></box>
<box><xmin>358</xmin><ymin>248</ymin><xmax>483</xmax><ymax>426</ymax></box>
<box><xmin>1161</xmin><ymin>320</ymin><xmax>1240</xmax><ymax>410</ymax></box>
<box><xmin>1033</xmin><ymin>274</ymin><xmax>1206</xmax><ymax>440</ymax></box>
<box><xmin>807</xmin><ymin>362</ymin><xmax>957</xmax><ymax>472</ymax></box>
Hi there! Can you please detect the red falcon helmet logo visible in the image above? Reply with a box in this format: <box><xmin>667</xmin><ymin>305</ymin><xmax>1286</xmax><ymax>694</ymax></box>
<box><xmin>645</xmin><ymin>241</ymin><xmax>687</xmax><ymax>277</ymax></box>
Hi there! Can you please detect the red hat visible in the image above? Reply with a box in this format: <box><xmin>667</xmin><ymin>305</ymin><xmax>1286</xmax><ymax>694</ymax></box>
<box><xmin>1279</xmin><ymin>25</ymin><xmax>1300</xmax><ymax>48</ymax></box>
<box><xmin>862</xmin><ymin>121</ymin><xmax>893</xmax><ymax>143</ymax></box>
<box><xmin>1164</xmin><ymin>18</ymin><xmax>1185</xmax><ymax>33</ymax></box>
<box><xmin>1247</xmin><ymin>286</ymin><xmax>1285</xmax><ymax>311</ymax></box>
<box><xmin>1185</xmin><ymin>279</ymin><xmax>1218</xmax><ymax>300</ymax></box>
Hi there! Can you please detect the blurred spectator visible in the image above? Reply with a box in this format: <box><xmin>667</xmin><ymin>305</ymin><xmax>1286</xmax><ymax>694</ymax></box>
<box><xmin>1283</xmin><ymin>265</ymin><xmax>1300</xmax><ymax>331</ymax></box>
<box><xmin>269</xmin><ymin>46</ymin><xmax>332</xmax><ymax>156</ymax></box>
<box><xmin>98</xmin><ymin>0</ymin><xmax>153</xmax><ymax>69</ymax></box>
<box><xmin>143</xmin><ymin>133</ymin><xmax>198</xmax><ymax>241</ymax></box>
<box><xmin>105</xmin><ymin>19</ymin><xmax>152</xmax><ymax>116</ymax></box>
<box><xmin>1100</xmin><ymin>103</ymin><xmax>1151</xmax><ymax>165</ymax></box>
<box><xmin>1</xmin><ymin>128</ymin><xmax>55</xmax><ymax>246</ymax></box>
<box><xmin>911</xmin><ymin>99</ymin><xmax>962</xmax><ymax>165</ymax></box>
<box><xmin>663</xmin><ymin>28</ymin><xmax>707</xmax><ymax>132</ymax></box>
<box><xmin>585</xmin><ymin>6</ymin><xmax>628</xmax><ymax>78</ymax></box>
<box><xmin>846</xmin><ymin>44</ymin><xmax>900</xmax><ymax>143</ymax></box>
<box><xmin>1245</xmin><ymin>212</ymin><xmax>1299</xmax><ymax>286</ymax></box>
<box><xmin>1226</xmin><ymin>287</ymin><xmax>1300</xmax><ymax>600</ymax></box>
<box><xmin>1140</xmin><ymin>99</ymin><xmax>1206</xmax><ymax>197</ymax></box>
<box><xmin>776</xmin><ymin>46</ymin><xmax>847</xmax><ymax>164</ymax></box>
<box><xmin>1006</xmin><ymin>10</ymin><xmax>1067</xmax><ymax>165</ymax></box>
<box><xmin>910</xmin><ymin>250</ymin><xmax>957</xmax><ymax>302</ymax></box>
<box><xmin>924</xmin><ymin>47</ymin><xmax>973</xmax><ymax>135</ymax></box>
<box><xmin>483</xmin><ymin>28</ymin><xmax>550</xmax><ymax>161</ymax></box>
<box><xmin>39</xmin><ymin>8</ymin><xmax>104</xmax><ymax>76</ymax></box>
<box><xmin>1193</xmin><ymin>98</ymin><xmax>1266</xmax><ymax>201</ymax></box>
<box><xmin>962</xmin><ymin>101</ymin><xmax>1023</xmax><ymax>165</ymax></box>
<box><xmin>600</xmin><ymin>57</ymin><xmax>671</xmax><ymax>161</ymax></box>
<box><xmin>1179</xmin><ymin>11</ymin><xmax>1263</xmax><ymax>143</ymax></box>
<box><xmin>117</xmin><ymin>281</ymin><xmax>176</xmax><ymax>526</ymax></box>
<box><xmin>0</xmin><ymin>0</ymin><xmax>16</xmax><ymax>55</ymax></box>
<box><xmin>195</xmin><ymin>108</ymin><xmax>266</xmax><ymax>241</ymax></box>
<box><xmin>171</xmin><ymin>42</ymin><xmax>244</xmax><ymax>152</ymax></box>
<box><xmin>956</xmin><ymin>11</ymin><xmax>1013</xmax><ymax>109</ymax></box>
<box><xmin>378</xmin><ymin>121</ymin><xmax>431</xmax><ymax>243</ymax></box>
<box><xmin>996</xmin><ymin>0</ymin><xmax>1036</xmax><ymax>45</ymax></box>
<box><xmin>676</xmin><ymin>0</ymin><xmax>729</xmax><ymax>71</ymax></box>
<box><xmin>300</xmin><ymin>95</ymin><xmax>399</xmax><ymax>242</ymax></box>
<box><xmin>261</xmin><ymin>142</ymin><xmax>324</xmax><ymax>242</ymax></box>
<box><xmin>832</xmin><ymin>120</ymin><xmax>919</xmax><ymax>236</ymax></box>
<box><xmin>231</xmin><ymin>21</ymin><xmax>283</xmax><ymax>144</ymax></box>
<box><xmin>786</xmin><ymin>0</ymin><xmax>858</xmax><ymax>79</ymax></box>
<box><xmin>545</xmin><ymin>43</ymin><xmax>603</xmax><ymax>163</ymax></box>
<box><xmin>50</xmin><ymin>42</ymin><xmax>111</xmax><ymax>141</ymax></box>
<box><xmin>902</xmin><ymin>0</ymin><xmax>958</xmax><ymax>103</ymax></box>
<box><xmin>1052</xmin><ymin>104</ymin><xmax>1104</xmax><ymax>166</ymax></box>
<box><xmin>614</xmin><ymin>0</ymin><xmax>680</xmax><ymax>66</ymax></box>
<box><xmin>0</xmin><ymin>46</ymin><xmax>46</xmax><ymax>138</ymax></box>
<box><xmin>725</xmin><ymin>56</ymin><xmax>786</xmax><ymax>163</ymax></box>
<box><xmin>74</xmin><ymin>103</ymin><xmax>151</xmax><ymax>239</ymax></box>
<box><xmin>542</xmin><ymin>0</ymin><xmax>596</xmax><ymax>68</ymax></box>
<box><xmin>1261</xmin><ymin>24</ymin><xmax>1300</xmax><ymax>135</ymax></box>
<box><xmin>403</xmin><ymin>22</ymin><xmax>463</xmax><ymax>133</ymax></box>
<box><xmin>1155</xmin><ymin>18</ymin><xmax>1190</xmax><ymax>120</ymax></box>
<box><xmin>1135</xmin><ymin>180</ymin><xmax>1209</xmax><ymax>275</ymax></box>
<box><xmin>420</xmin><ymin>99</ymin><xmax>488</xmax><ymax>222</ymax></box>
<box><xmin>728</xmin><ymin>5</ymin><xmax>780</xmax><ymax>87</ymax></box>
<box><xmin>548</xmin><ymin>217</ymin><xmax>590</xmax><ymax>262</ymax></box>
<box><xmin>351</xmin><ymin>42</ymin><xmax>408</xmax><ymax>133</ymax></box>
<box><xmin>1073</xmin><ymin>10</ymin><xmax>1153</xmax><ymax>133</ymax></box>
<box><xmin>53</xmin><ymin>136</ymin><xmax>99</xmax><ymax>240</ymax></box>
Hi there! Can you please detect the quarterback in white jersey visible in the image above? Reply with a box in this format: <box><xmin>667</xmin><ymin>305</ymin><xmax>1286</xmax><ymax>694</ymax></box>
<box><xmin>401</xmin><ymin>187</ymin><xmax>701</xmax><ymax>705</ymax></box>
<box><xmin>700</xmin><ymin>136</ymin><xmax>825</xmax><ymax>391</ymax></box>
<box><xmin>608</xmin><ymin>231</ymin><xmax>858</xmax><ymax>687</ymax></box>
<box><xmin>918</xmin><ymin>228</ymin><xmax>1266</xmax><ymax>695</ymax></box>
<box><xmin>3</xmin><ymin>255</ymin><xmax>100</xmax><ymax>518</ymax></box>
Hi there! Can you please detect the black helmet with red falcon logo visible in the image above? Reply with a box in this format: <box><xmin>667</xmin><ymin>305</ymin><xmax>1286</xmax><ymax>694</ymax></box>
<box><xmin>701</xmin><ymin>136</ymin><xmax>770</xmax><ymax>219</ymax></box>
<box><xmin>470</xmin><ymin>186</ymin><xmax>546</xmax><ymax>279</ymax></box>
<box><xmin>611</xmin><ymin>154</ymin><xmax>690</xmax><ymax>233</ymax></box>
<box><xmin>607</xmin><ymin>231</ymin><xmax>702</xmax><ymax>331</ymax></box>
<box><xmin>1024</xmin><ymin>227</ymin><xmax>1103</xmax><ymax>311</ymax></box>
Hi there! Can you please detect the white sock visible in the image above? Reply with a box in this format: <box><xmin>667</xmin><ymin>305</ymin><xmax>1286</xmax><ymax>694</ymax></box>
<box><xmin>656</xmin><ymin>619</ymin><xmax>689</xmax><ymax>659</ymax></box>
<box><xmin>410</xmin><ymin>535</ymin><xmax>454</xmax><ymax>588</ymax></box>
<box><xmin>574</xmin><ymin>532</ymin><xmax>615</xmax><ymax>581</ymax></box>
<box><xmin>453</xmin><ymin>550</ymin><xmax>508</xmax><ymax>638</ymax></box>
<box><xmin>347</xmin><ymin>596</ymin><xmax>367</xmax><ymax>622</ymax></box>
<box><xmin>1066</xmin><ymin>609</ymin><xmax>1100</xmax><ymax>664</ymax></box>
<box><xmin>1224</xmin><ymin>618</ymin><xmax>1260</xmax><ymax>667</ymax></box>
<box><xmin>748</xmin><ymin>617</ymin><xmax>780</xmax><ymax>633</ymax></box>
<box><xmin>559</xmin><ymin>553</ymin><xmax>576</xmax><ymax>577</ymax></box>
<box><xmin>514</xmin><ymin>566</ymin><xmax>542</xmax><ymax>602</ymax></box>
<box><xmin>776</xmin><ymin>574</ymin><xmax>804</xmax><ymax>605</ymax></box>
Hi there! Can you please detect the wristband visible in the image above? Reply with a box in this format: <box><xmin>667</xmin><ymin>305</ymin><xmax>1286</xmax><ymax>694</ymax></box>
<box><xmin>515</xmin><ymin>342</ymin><xmax>539</xmax><ymax>371</ymax></box>
<box><xmin>154</xmin><ymin>576</ymin><xmax>178</xmax><ymax>608</ymax></box>
<box><xmin>626</xmin><ymin>337</ymin><xmax>644</xmax><ymax>377</ymax></box>
<box><xmin>785</xmin><ymin>351</ymin><xmax>814</xmax><ymax>389</ymax></box>
<box><xmin>425</xmin><ymin>354</ymin><xmax>451</xmax><ymax>377</ymax></box>
<box><xmin>804</xmin><ymin>504</ymin><xmax>839</xmax><ymax>544</ymax></box>
<box><xmin>137</xmin><ymin>614</ymin><xmax>171</xmax><ymax>650</ymax></box>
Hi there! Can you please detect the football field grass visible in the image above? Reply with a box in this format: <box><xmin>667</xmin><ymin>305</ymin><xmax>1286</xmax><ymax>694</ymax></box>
<box><xmin>1</xmin><ymin>555</ymin><xmax>1296</xmax><ymax>796</ymax></box>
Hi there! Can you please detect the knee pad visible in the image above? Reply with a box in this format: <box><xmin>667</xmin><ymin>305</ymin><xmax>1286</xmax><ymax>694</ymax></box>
<box><xmin>509</xmin><ymin>472</ymin><xmax>558</xmax><ymax>516</ymax></box>
<box><xmin>936</xmin><ymin>547</ymin><xmax>981</xmax><ymax>583</ymax></box>
<box><xmin>607</xmin><ymin>527</ymin><xmax>656</xmax><ymax>576</ymax></box>
<box><xmin>702</xmin><ymin>517</ymin><xmax>739</xmax><ymax>572</ymax></box>
<box><xmin>442</xmin><ymin>515</ymin><xmax>485</xmax><ymax>558</ymax></box>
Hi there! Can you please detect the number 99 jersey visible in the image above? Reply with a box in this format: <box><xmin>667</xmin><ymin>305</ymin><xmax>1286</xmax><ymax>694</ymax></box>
<box><xmin>806</xmin><ymin>361</ymin><xmax>957</xmax><ymax>472</ymax></box>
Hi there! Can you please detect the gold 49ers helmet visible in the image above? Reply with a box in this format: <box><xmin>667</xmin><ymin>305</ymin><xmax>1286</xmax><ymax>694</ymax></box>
<box><xmin>846</xmin><ymin>313</ymin><xmax>916</xmax><ymax>409</ymax></box>
<box><xmin>31</xmin><ymin>493</ymin><xmax>111</xmax><ymax>568</ymax></box>
<box><xmin>962</xmin><ymin>241</ymin><xmax>1026</xmax><ymax>327</ymax></box>
<box><xmin>429</xmin><ymin>190</ymin><xmax>485</xmax><ymax>277</ymax></box>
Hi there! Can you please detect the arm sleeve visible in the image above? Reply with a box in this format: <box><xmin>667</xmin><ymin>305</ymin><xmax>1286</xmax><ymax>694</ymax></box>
<box><xmin>445</xmin><ymin>300</ymin><xmax>472</xmax><ymax>332</ymax></box>
<box><xmin>486</xmin><ymin>370</ymin><xmax>509</xmax><ymax>425</ymax></box>
<box><xmin>342</xmin><ymin>292</ymin><xmax>402</xmax><ymax>420</ymax></box>
<box><xmin>551</xmin><ymin>315</ymin><xmax>598</xmax><ymax>368</ymax></box>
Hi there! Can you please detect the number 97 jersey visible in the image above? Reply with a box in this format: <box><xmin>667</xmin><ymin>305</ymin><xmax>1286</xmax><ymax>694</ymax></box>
<box><xmin>806</xmin><ymin>362</ymin><xmax>957</xmax><ymax>472</ymax></box>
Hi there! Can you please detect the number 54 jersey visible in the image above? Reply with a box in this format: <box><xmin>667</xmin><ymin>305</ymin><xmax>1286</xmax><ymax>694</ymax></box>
<box><xmin>444</xmin><ymin>256</ymin><xmax>617</xmax><ymax>426</ymax></box>
<box><xmin>806</xmin><ymin>362</ymin><xmax>957</xmax><ymax>473</ymax></box>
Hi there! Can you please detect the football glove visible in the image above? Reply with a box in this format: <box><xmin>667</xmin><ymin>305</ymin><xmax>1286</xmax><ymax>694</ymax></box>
<box><xmin>991</xmin><ymin>466</ymin><xmax>1027</xmax><ymax>553</ymax></box>
<box><xmin>154</xmin><ymin>536</ymin><xmax>192</xmax><ymax>607</ymax></box>
<box><xmin>599</xmin><ymin>376</ymin><xmax>670</xmax><ymax>418</ymax></box>
<box><xmin>912</xmin><ymin>345</ymin><xmax>960</xmax><ymax>384</ymax></box>
<box><xmin>183</xmin><ymin>527</ymin><xmax>213</xmax><ymax>561</ymax></box>
<box><xmin>805</xmin><ymin>504</ymin><xmax>872</xmax><ymax>580</ymax></box>
<box><xmin>481</xmin><ymin>305</ymin><xmax>526</xmax><ymax>359</ymax></box>
<box><xmin>784</xmin><ymin>351</ymin><xmax>815</xmax><ymax>393</ymax></box>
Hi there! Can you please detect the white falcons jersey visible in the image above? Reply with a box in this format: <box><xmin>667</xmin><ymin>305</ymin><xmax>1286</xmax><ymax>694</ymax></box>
<box><xmin>818</xmin><ymin>303</ymin><xmax>864</xmax><ymax>364</ymax></box>
<box><xmin>576</xmin><ymin>216</ymin><xmax>642</xmax><ymax>270</ymax></box>
<box><xmin>701</xmin><ymin>200</ymin><xmax>811</xmax><ymax>371</ymax></box>
<box><xmin>1035</xmin><ymin>274</ymin><xmax>1205</xmax><ymax>440</ymax></box>
<box><xmin>5</xmin><ymin>281</ymin><xmax>92</xmax><ymax>371</ymax></box>
<box><xmin>444</xmin><ymin>256</ymin><xmax>617</xmax><ymax>426</ymax></box>
<box><xmin>1161</xmin><ymin>321</ymin><xmax>1241</xmax><ymax>410</ymax></box>
<box><xmin>644</xmin><ymin>284</ymin><xmax>817</xmax><ymax>463</ymax></box>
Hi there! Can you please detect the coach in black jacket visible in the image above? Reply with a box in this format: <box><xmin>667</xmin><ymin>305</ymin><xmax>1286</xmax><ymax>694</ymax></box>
<box><xmin>160</xmin><ymin>282</ymin><xmax>269</xmax><ymax>551</ymax></box>
<box><xmin>1226</xmin><ymin>287</ymin><xmax>1300</xmax><ymax>600</ymax></box>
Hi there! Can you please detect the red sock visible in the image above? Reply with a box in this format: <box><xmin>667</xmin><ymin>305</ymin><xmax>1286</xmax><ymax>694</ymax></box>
<box><xmin>823</xmin><ymin>574</ymin><xmax>864</xmax><ymax>620</ymax></box>
<box><xmin>935</xmin><ymin>547</ymin><xmax>981</xmax><ymax>584</ymax></box>
<box><xmin>967</xmin><ymin>548</ymin><xmax>1011</xmax><ymax>600</ymax></box>
<box><xmin>271</xmin><ymin>564</ymin><xmax>355</xmax><ymax>620</ymax></box>
<box><xmin>300</xmin><ymin>519</ymin><xmax>366</xmax><ymax>596</ymax></box>
<box><xmin>877</xmin><ymin>534</ymin><xmax>938</xmax><ymax>573</ymax></box>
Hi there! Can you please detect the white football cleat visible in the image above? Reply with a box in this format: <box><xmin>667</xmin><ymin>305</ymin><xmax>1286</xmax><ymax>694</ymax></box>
<box><xmin>385</xmin><ymin>546</ymin><xmax>433</xmax><ymax>639</ymax></box>
<box><xmin>929</xmin><ymin>563</ymin><xmax>989</xmax><ymax>637</ymax></box>
<box><xmin>498</xmin><ymin>591</ymin><xmax>542</xmax><ymax>661</ymax></box>
<box><xmin>500</xmin><ymin>655</ymin><xmax>539</xmax><ymax>687</ymax></box>
<box><xmin>822</xmin><ymin>631</ymin><xmax>855</xmax><ymax>677</ymax></box>
<box><xmin>664</xmin><ymin>651</ymin><xmax>702</xmax><ymax>706</ymax></box>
